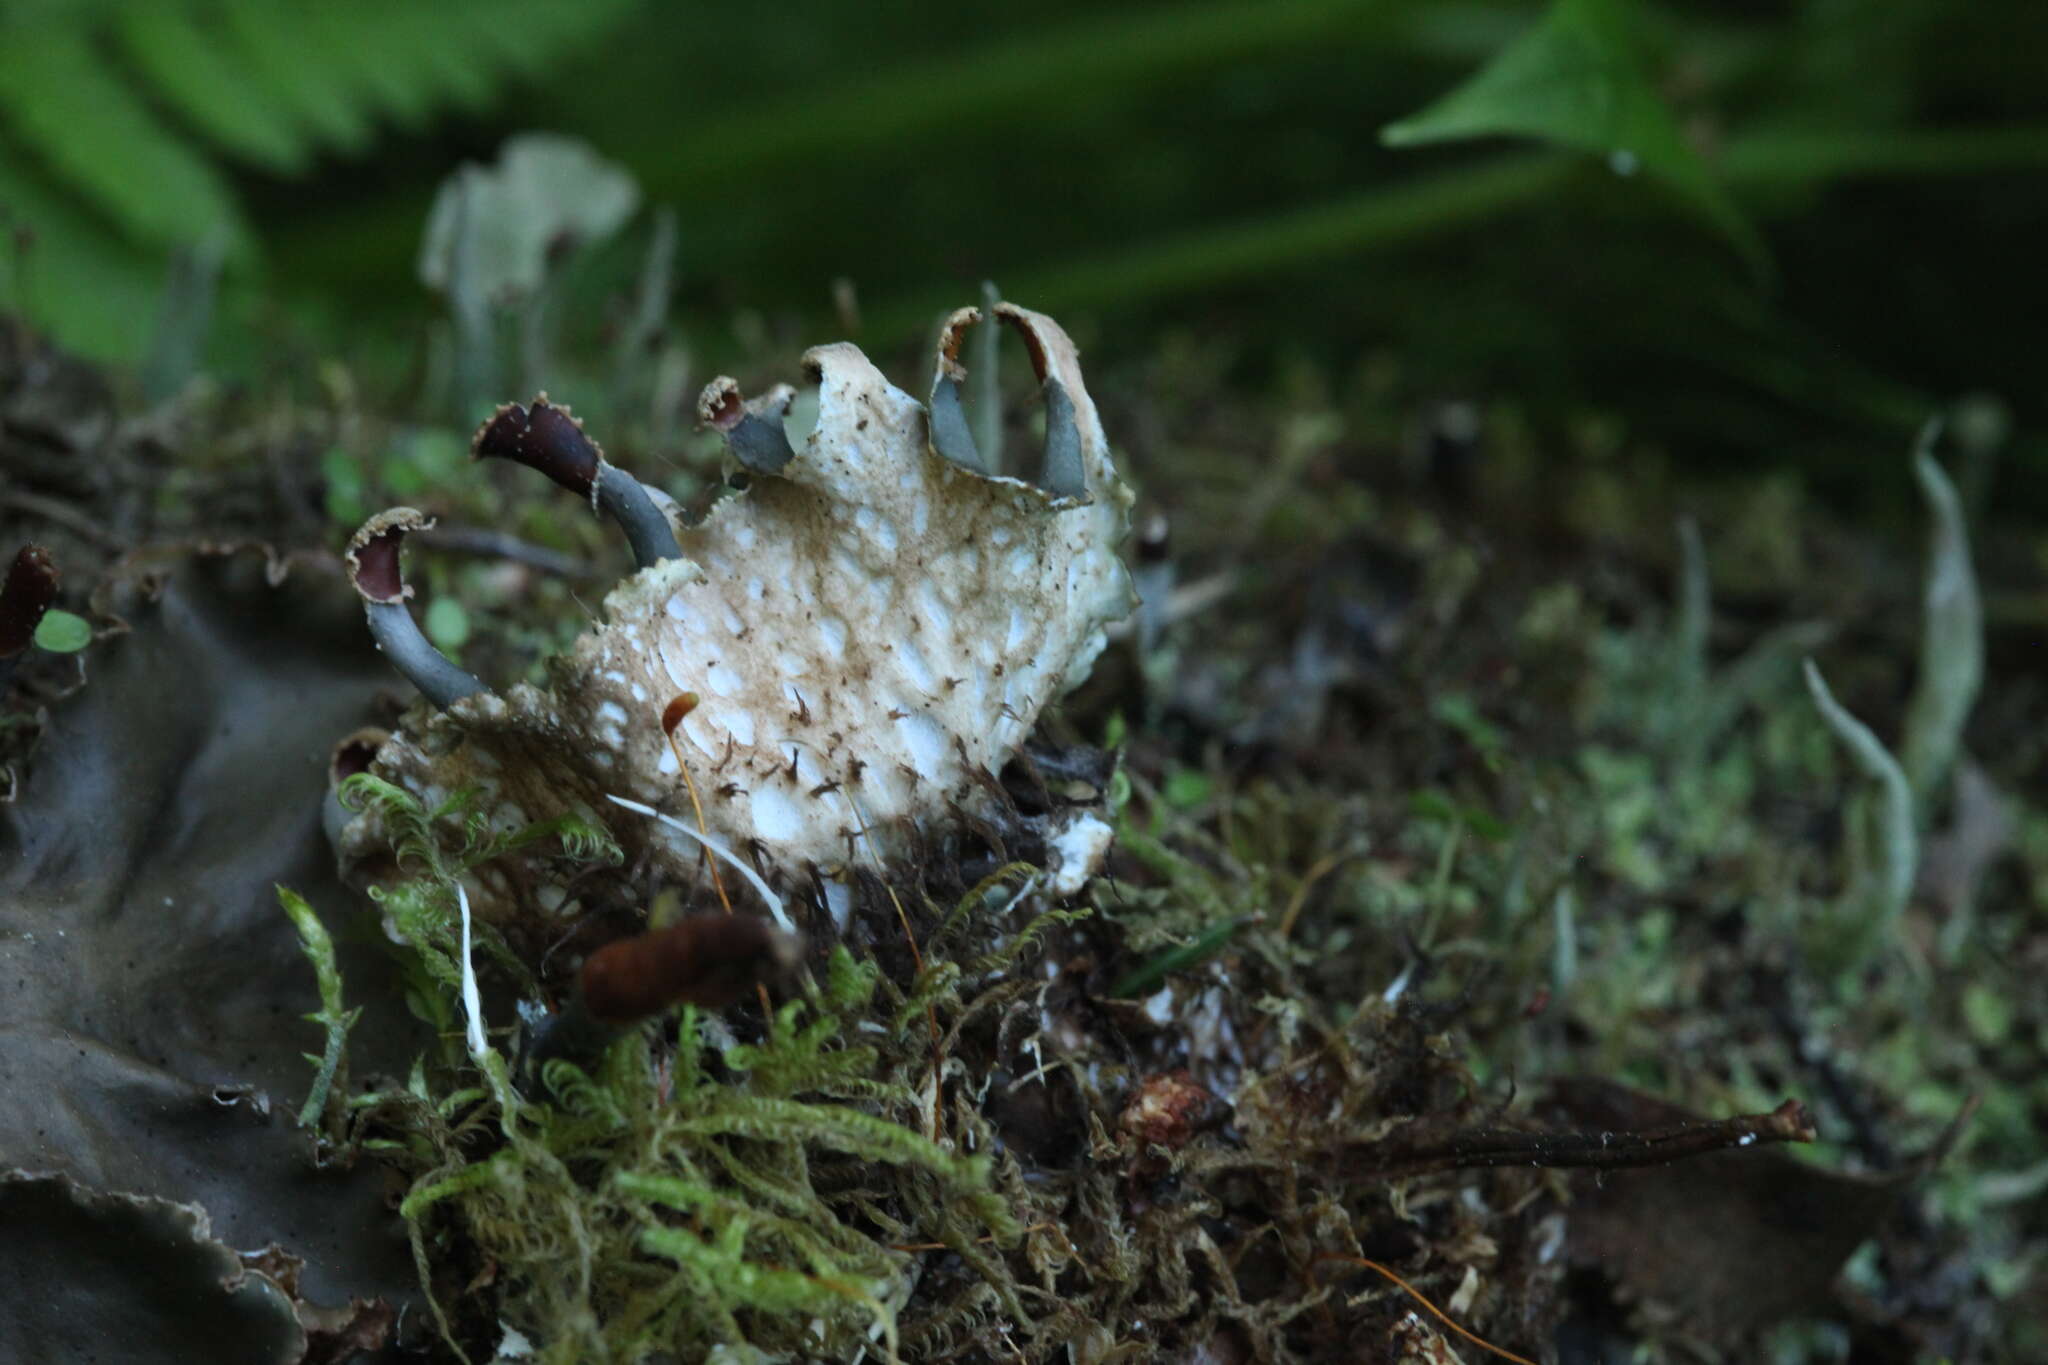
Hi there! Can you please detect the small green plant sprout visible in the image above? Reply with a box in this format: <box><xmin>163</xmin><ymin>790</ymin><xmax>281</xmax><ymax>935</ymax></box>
<box><xmin>1111</xmin><ymin>912</ymin><xmax>1264</xmax><ymax>999</ymax></box>
<box><xmin>331</xmin><ymin>300</ymin><xmax>1134</xmax><ymax>936</ymax></box>
<box><xmin>33</xmin><ymin>609</ymin><xmax>91</xmax><ymax>654</ymax></box>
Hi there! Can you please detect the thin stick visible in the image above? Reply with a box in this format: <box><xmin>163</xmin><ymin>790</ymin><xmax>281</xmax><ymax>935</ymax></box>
<box><xmin>879</xmin><ymin>876</ymin><xmax>945</xmax><ymax>1138</ymax></box>
<box><xmin>418</xmin><ymin>525</ymin><xmax>599</xmax><ymax>580</ymax></box>
<box><xmin>1276</xmin><ymin>851</ymin><xmax>1346</xmax><ymax>939</ymax></box>
<box><xmin>1343</xmin><ymin>1098</ymin><xmax>1817</xmax><ymax>1180</ymax></box>
<box><xmin>0</xmin><ymin>490</ymin><xmax>127</xmax><ymax>550</ymax></box>
<box><xmin>1314</xmin><ymin>1254</ymin><xmax>1536</xmax><ymax>1365</ymax></box>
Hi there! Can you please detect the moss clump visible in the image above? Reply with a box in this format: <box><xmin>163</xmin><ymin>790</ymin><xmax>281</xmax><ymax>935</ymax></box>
<box><xmin>304</xmin><ymin>780</ymin><xmax>1055</xmax><ymax>1361</ymax></box>
<box><xmin>380</xmin><ymin>952</ymin><xmax>1018</xmax><ymax>1362</ymax></box>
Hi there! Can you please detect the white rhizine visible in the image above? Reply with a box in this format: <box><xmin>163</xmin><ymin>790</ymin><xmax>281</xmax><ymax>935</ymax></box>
<box><xmin>606</xmin><ymin>793</ymin><xmax>793</xmax><ymax>932</ymax></box>
<box><xmin>1046</xmin><ymin>811</ymin><xmax>1115</xmax><ymax>899</ymax></box>
<box><xmin>457</xmin><ymin>881</ymin><xmax>487</xmax><ymax>1058</ymax></box>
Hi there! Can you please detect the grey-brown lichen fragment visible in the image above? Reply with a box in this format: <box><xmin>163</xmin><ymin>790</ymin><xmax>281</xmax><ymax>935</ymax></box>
<box><xmin>345</xmin><ymin>304</ymin><xmax>1132</xmax><ymax>897</ymax></box>
<box><xmin>0</xmin><ymin>1171</ymin><xmax>306</xmax><ymax>1364</ymax></box>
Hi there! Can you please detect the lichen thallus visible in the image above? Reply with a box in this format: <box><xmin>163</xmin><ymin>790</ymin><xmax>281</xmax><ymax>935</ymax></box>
<box><xmin>336</xmin><ymin>302</ymin><xmax>1134</xmax><ymax>913</ymax></box>
<box><xmin>338</xmin><ymin>302</ymin><xmax>1134</xmax><ymax>1097</ymax></box>
<box><xmin>344</xmin><ymin>405</ymin><xmax>795</xmax><ymax>1079</ymax></box>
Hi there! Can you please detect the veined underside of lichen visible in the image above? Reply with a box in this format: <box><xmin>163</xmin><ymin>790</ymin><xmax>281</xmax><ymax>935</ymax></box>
<box><xmin>336</xmin><ymin>302</ymin><xmax>1134</xmax><ymax>923</ymax></box>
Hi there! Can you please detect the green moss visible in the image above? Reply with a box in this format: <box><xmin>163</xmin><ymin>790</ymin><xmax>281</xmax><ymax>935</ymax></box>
<box><xmin>329</xmin><ymin>935</ymin><xmax>1029</xmax><ymax>1361</ymax></box>
<box><xmin>309</xmin><ymin>775</ymin><xmax>1042</xmax><ymax>1361</ymax></box>
<box><xmin>277</xmin><ymin>884</ymin><xmax>361</xmax><ymax>1135</ymax></box>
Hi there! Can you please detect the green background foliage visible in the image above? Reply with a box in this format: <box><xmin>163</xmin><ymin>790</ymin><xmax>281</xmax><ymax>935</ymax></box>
<box><xmin>1</xmin><ymin>0</ymin><xmax>2044</xmax><ymax>491</ymax></box>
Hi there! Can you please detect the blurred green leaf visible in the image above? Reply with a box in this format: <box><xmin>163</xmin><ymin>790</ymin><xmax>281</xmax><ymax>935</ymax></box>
<box><xmin>112</xmin><ymin>2</ymin><xmax>309</xmax><ymax>174</ymax></box>
<box><xmin>0</xmin><ymin>142</ymin><xmax>166</xmax><ymax>359</ymax></box>
<box><xmin>424</xmin><ymin>598</ymin><xmax>471</xmax><ymax>652</ymax></box>
<box><xmin>1162</xmin><ymin>769</ymin><xmax>1214</xmax><ymax>810</ymax></box>
<box><xmin>320</xmin><ymin>448</ymin><xmax>368</xmax><ymax>527</ymax></box>
<box><xmin>381</xmin><ymin>429</ymin><xmax>468</xmax><ymax>498</ymax></box>
<box><xmin>1432</xmin><ymin>692</ymin><xmax>1506</xmax><ymax>759</ymax></box>
<box><xmin>0</xmin><ymin>0</ymin><xmax>637</xmax><ymax>360</ymax></box>
<box><xmin>33</xmin><ymin>609</ymin><xmax>92</xmax><ymax>653</ymax></box>
<box><xmin>974</xmin><ymin>153</ymin><xmax>1569</xmax><ymax>330</ymax></box>
<box><xmin>0</xmin><ymin>21</ymin><xmax>250</xmax><ymax>258</ymax></box>
<box><xmin>1961</xmin><ymin>982</ymin><xmax>2012</xmax><ymax>1046</ymax></box>
<box><xmin>214</xmin><ymin>0</ymin><xmax>372</xmax><ymax>154</ymax></box>
<box><xmin>1408</xmin><ymin>788</ymin><xmax>1512</xmax><ymax>842</ymax></box>
<box><xmin>1382</xmin><ymin>0</ymin><xmax>1763</xmax><ymax>267</ymax></box>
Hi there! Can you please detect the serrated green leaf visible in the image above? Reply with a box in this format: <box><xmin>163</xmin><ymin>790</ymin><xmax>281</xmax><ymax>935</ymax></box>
<box><xmin>1162</xmin><ymin>768</ymin><xmax>1213</xmax><ymax>809</ymax></box>
<box><xmin>0</xmin><ymin>129</ymin><xmax>171</xmax><ymax>361</ymax></box>
<box><xmin>1382</xmin><ymin>0</ymin><xmax>1763</xmax><ymax>268</ymax></box>
<box><xmin>112</xmin><ymin>1</ymin><xmax>312</xmax><ymax>174</ymax></box>
<box><xmin>301</xmin><ymin>0</ymin><xmax>438</xmax><ymax>130</ymax></box>
<box><xmin>0</xmin><ymin>23</ymin><xmax>250</xmax><ymax>257</ymax></box>
<box><xmin>33</xmin><ymin>609</ymin><xmax>92</xmax><ymax>653</ymax></box>
<box><xmin>390</xmin><ymin>4</ymin><xmax>502</xmax><ymax>112</ymax></box>
<box><xmin>216</xmin><ymin>0</ymin><xmax>375</xmax><ymax>154</ymax></box>
<box><xmin>462</xmin><ymin>0</ymin><xmax>638</xmax><ymax>82</ymax></box>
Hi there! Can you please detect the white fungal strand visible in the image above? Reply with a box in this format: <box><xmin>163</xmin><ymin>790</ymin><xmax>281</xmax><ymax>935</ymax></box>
<box><xmin>605</xmin><ymin>793</ymin><xmax>792</xmax><ymax>932</ymax></box>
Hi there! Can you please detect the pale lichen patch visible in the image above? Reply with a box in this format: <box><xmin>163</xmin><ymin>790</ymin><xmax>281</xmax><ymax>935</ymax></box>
<box><xmin>340</xmin><ymin>302</ymin><xmax>1134</xmax><ymax>920</ymax></box>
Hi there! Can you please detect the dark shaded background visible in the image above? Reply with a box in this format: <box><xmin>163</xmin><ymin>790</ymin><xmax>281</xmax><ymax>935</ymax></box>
<box><xmin>0</xmin><ymin>0</ymin><xmax>2044</xmax><ymax>509</ymax></box>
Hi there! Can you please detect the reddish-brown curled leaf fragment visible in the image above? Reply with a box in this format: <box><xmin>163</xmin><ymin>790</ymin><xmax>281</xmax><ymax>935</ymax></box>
<box><xmin>579</xmin><ymin>913</ymin><xmax>798</xmax><ymax>1024</ymax></box>
<box><xmin>0</xmin><ymin>543</ymin><xmax>60</xmax><ymax>658</ymax></box>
